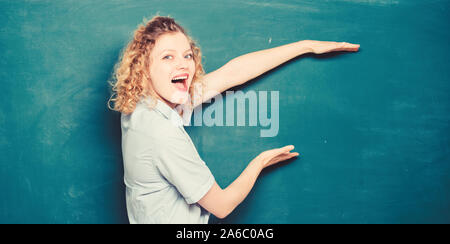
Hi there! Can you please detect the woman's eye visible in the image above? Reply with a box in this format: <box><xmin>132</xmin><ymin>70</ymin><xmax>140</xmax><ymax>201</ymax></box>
<box><xmin>162</xmin><ymin>54</ymin><xmax>192</xmax><ymax>60</ymax></box>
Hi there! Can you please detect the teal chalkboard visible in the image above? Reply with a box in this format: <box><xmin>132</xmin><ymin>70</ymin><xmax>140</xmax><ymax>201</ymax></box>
<box><xmin>0</xmin><ymin>0</ymin><xmax>449</xmax><ymax>223</ymax></box>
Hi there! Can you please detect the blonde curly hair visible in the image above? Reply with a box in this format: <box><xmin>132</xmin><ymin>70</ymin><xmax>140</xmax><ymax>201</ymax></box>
<box><xmin>108</xmin><ymin>16</ymin><xmax>205</xmax><ymax>114</ymax></box>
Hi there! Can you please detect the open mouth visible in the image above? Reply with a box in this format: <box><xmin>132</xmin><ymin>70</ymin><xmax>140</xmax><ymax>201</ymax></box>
<box><xmin>171</xmin><ymin>73</ymin><xmax>189</xmax><ymax>92</ymax></box>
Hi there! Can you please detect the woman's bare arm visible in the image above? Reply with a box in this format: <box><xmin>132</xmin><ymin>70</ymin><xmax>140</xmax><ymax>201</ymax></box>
<box><xmin>198</xmin><ymin>145</ymin><xmax>299</xmax><ymax>219</ymax></box>
<box><xmin>194</xmin><ymin>40</ymin><xmax>360</xmax><ymax>108</ymax></box>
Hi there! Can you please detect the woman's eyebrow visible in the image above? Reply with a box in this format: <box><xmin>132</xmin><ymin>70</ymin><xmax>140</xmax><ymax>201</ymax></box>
<box><xmin>159</xmin><ymin>48</ymin><xmax>192</xmax><ymax>55</ymax></box>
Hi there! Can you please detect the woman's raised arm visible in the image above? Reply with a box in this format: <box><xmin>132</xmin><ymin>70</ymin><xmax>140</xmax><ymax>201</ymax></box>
<box><xmin>194</xmin><ymin>40</ymin><xmax>359</xmax><ymax>108</ymax></box>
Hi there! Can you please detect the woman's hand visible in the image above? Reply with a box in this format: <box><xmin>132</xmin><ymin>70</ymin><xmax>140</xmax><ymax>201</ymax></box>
<box><xmin>304</xmin><ymin>40</ymin><xmax>360</xmax><ymax>54</ymax></box>
<box><xmin>199</xmin><ymin>144</ymin><xmax>299</xmax><ymax>219</ymax></box>
<box><xmin>254</xmin><ymin>145</ymin><xmax>299</xmax><ymax>169</ymax></box>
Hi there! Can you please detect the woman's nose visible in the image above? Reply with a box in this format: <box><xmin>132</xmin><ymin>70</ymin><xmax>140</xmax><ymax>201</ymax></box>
<box><xmin>175</xmin><ymin>56</ymin><xmax>189</xmax><ymax>69</ymax></box>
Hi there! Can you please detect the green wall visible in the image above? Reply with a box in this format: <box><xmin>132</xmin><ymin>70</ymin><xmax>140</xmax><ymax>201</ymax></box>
<box><xmin>1</xmin><ymin>0</ymin><xmax>449</xmax><ymax>223</ymax></box>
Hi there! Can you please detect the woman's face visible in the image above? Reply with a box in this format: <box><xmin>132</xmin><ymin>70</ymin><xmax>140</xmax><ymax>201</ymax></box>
<box><xmin>149</xmin><ymin>32</ymin><xmax>196</xmax><ymax>108</ymax></box>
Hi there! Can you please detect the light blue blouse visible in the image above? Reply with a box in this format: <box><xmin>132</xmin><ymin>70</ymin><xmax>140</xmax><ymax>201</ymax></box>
<box><xmin>121</xmin><ymin>97</ymin><xmax>215</xmax><ymax>224</ymax></box>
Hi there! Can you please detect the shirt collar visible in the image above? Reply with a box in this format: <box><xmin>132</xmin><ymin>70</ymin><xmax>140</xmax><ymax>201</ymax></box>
<box><xmin>141</xmin><ymin>96</ymin><xmax>191</xmax><ymax>127</ymax></box>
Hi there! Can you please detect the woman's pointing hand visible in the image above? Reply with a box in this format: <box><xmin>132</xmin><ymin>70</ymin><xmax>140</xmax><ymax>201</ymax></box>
<box><xmin>304</xmin><ymin>40</ymin><xmax>360</xmax><ymax>54</ymax></box>
<box><xmin>254</xmin><ymin>145</ymin><xmax>299</xmax><ymax>169</ymax></box>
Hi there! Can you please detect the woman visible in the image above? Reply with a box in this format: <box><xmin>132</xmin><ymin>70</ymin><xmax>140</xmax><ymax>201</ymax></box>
<box><xmin>109</xmin><ymin>16</ymin><xmax>359</xmax><ymax>224</ymax></box>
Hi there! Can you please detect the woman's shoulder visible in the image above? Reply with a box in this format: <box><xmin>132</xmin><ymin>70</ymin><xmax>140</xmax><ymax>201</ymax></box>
<box><xmin>122</xmin><ymin>100</ymin><xmax>161</xmax><ymax>130</ymax></box>
<box><xmin>121</xmin><ymin>98</ymin><xmax>181</xmax><ymax>138</ymax></box>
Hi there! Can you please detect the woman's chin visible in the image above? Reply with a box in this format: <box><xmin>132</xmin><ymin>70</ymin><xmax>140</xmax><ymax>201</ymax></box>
<box><xmin>170</xmin><ymin>91</ymin><xmax>190</xmax><ymax>105</ymax></box>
